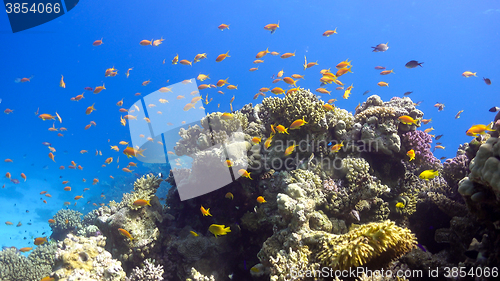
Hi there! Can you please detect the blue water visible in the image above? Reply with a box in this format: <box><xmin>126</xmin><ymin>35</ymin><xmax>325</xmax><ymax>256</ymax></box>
<box><xmin>1</xmin><ymin>0</ymin><xmax>499</xmax><ymax>250</ymax></box>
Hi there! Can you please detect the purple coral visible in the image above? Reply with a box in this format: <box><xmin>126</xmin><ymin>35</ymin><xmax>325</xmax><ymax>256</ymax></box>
<box><xmin>443</xmin><ymin>154</ymin><xmax>470</xmax><ymax>190</ymax></box>
<box><xmin>401</xmin><ymin>130</ymin><xmax>441</xmax><ymax>170</ymax></box>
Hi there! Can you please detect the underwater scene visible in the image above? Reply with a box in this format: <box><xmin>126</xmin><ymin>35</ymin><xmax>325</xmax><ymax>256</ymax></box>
<box><xmin>1</xmin><ymin>1</ymin><xmax>500</xmax><ymax>280</ymax></box>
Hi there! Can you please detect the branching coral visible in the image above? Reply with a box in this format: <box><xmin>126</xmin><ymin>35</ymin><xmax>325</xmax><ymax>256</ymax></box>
<box><xmin>127</xmin><ymin>259</ymin><xmax>164</xmax><ymax>281</ymax></box>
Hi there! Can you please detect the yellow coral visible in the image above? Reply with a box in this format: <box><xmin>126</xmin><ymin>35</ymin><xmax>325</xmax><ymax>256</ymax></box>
<box><xmin>316</xmin><ymin>220</ymin><xmax>416</xmax><ymax>270</ymax></box>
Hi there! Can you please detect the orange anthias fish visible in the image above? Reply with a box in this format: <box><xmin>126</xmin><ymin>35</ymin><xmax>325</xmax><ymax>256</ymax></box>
<box><xmin>39</xmin><ymin>114</ymin><xmax>56</xmax><ymax>121</ymax></box>
<box><xmin>133</xmin><ymin>199</ymin><xmax>151</xmax><ymax>207</ymax></box>
<box><xmin>200</xmin><ymin>205</ymin><xmax>212</xmax><ymax>216</ymax></box>
<box><xmin>238</xmin><ymin>169</ymin><xmax>253</xmax><ymax>180</ymax></box>
<box><xmin>398</xmin><ymin>115</ymin><xmax>419</xmax><ymax>125</ymax></box>
<box><xmin>216</xmin><ymin>51</ymin><xmax>230</xmax><ymax>62</ymax></box>
<box><xmin>290</xmin><ymin>118</ymin><xmax>307</xmax><ymax>130</ymax></box>
<box><xmin>48</xmin><ymin>152</ymin><xmax>55</xmax><ymax>162</ymax></box>
<box><xmin>93</xmin><ymin>38</ymin><xmax>103</xmax><ymax>46</ymax></box>
<box><xmin>264</xmin><ymin>21</ymin><xmax>280</xmax><ymax>34</ymax></box>
<box><xmin>466</xmin><ymin>124</ymin><xmax>494</xmax><ymax>136</ymax></box>
<box><xmin>34</xmin><ymin>237</ymin><xmax>47</xmax><ymax>245</ymax></box>
<box><xmin>218</xmin><ymin>23</ymin><xmax>230</xmax><ymax>30</ymax></box>
<box><xmin>118</xmin><ymin>228</ymin><xmax>135</xmax><ymax>240</ymax></box>
<box><xmin>85</xmin><ymin>103</ymin><xmax>96</xmax><ymax>115</ymax></box>
<box><xmin>323</xmin><ymin>28</ymin><xmax>337</xmax><ymax>37</ymax></box>
<box><xmin>59</xmin><ymin>75</ymin><xmax>66</xmax><ymax>88</ymax></box>
<box><xmin>284</xmin><ymin>144</ymin><xmax>298</xmax><ymax>156</ymax></box>
<box><xmin>93</xmin><ymin>84</ymin><xmax>106</xmax><ymax>94</ymax></box>
<box><xmin>331</xmin><ymin>141</ymin><xmax>344</xmax><ymax>153</ymax></box>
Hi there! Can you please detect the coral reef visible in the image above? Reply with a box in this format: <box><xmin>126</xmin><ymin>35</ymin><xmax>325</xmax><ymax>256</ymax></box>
<box><xmin>51</xmin><ymin>234</ymin><xmax>126</xmax><ymax>280</ymax></box>
<box><xmin>127</xmin><ymin>259</ymin><xmax>164</xmax><ymax>281</ymax></box>
<box><xmin>92</xmin><ymin>174</ymin><xmax>164</xmax><ymax>271</ymax></box>
<box><xmin>50</xmin><ymin>209</ymin><xmax>83</xmax><ymax>241</ymax></box>
<box><xmin>313</xmin><ymin>220</ymin><xmax>417</xmax><ymax>270</ymax></box>
<box><xmin>0</xmin><ymin>246</ymin><xmax>54</xmax><ymax>281</ymax></box>
<box><xmin>401</xmin><ymin>130</ymin><xmax>441</xmax><ymax>170</ymax></box>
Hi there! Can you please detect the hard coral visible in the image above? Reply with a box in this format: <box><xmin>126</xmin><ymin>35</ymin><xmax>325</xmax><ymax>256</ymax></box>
<box><xmin>50</xmin><ymin>209</ymin><xmax>83</xmax><ymax>241</ymax></box>
<box><xmin>401</xmin><ymin>130</ymin><xmax>441</xmax><ymax>170</ymax></box>
<box><xmin>315</xmin><ymin>220</ymin><xmax>416</xmax><ymax>270</ymax></box>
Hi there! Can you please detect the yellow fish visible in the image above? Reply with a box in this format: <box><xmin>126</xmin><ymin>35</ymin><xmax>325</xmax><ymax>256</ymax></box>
<box><xmin>209</xmin><ymin>224</ymin><xmax>231</xmax><ymax>238</ymax></box>
<box><xmin>256</xmin><ymin>196</ymin><xmax>266</xmax><ymax>203</ymax></box>
<box><xmin>225</xmin><ymin>192</ymin><xmax>234</xmax><ymax>200</ymax></box>
<box><xmin>419</xmin><ymin>170</ymin><xmax>439</xmax><ymax>180</ymax></box>
<box><xmin>466</xmin><ymin>123</ymin><xmax>494</xmax><ymax>136</ymax></box>
<box><xmin>395</xmin><ymin>202</ymin><xmax>405</xmax><ymax>208</ymax></box>
<box><xmin>407</xmin><ymin>149</ymin><xmax>415</xmax><ymax>161</ymax></box>
<box><xmin>200</xmin><ymin>205</ymin><xmax>212</xmax><ymax>216</ymax></box>
<box><xmin>59</xmin><ymin>75</ymin><xmax>66</xmax><ymax>88</ymax></box>
<box><xmin>221</xmin><ymin>113</ymin><xmax>234</xmax><ymax>120</ymax></box>
<box><xmin>190</xmin><ymin>231</ymin><xmax>199</xmax><ymax>237</ymax></box>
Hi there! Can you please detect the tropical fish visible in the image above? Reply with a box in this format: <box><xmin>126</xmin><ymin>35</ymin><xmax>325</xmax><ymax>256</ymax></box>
<box><xmin>466</xmin><ymin>124</ymin><xmax>494</xmax><ymax>136</ymax></box>
<box><xmin>316</xmin><ymin>88</ymin><xmax>331</xmax><ymax>94</ymax></box>
<box><xmin>330</xmin><ymin>141</ymin><xmax>344</xmax><ymax>153</ymax></box>
<box><xmin>94</xmin><ymin>84</ymin><xmax>105</xmax><ymax>94</ymax></box>
<box><xmin>407</xmin><ymin>149</ymin><xmax>415</xmax><ymax>161</ymax></box>
<box><xmin>405</xmin><ymin>60</ymin><xmax>424</xmax><ymax>68</ymax></box>
<box><xmin>377</xmin><ymin>81</ymin><xmax>389</xmax><ymax>87</ymax></box>
<box><xmin>290</xmin><ymin>118</ymin><xmax>307</xmax><ymax>129</ymax></box>
<box><xmin>200</xmin><ymin>206</ymin><xmax>212</xmax><ymax>216</ymax></box>
<box><xmin>238</xmin><ymin>169</ymin><xmax>253</xmax><ymax>180</ymax></box>
<box><xmin>225</xmin><ymin>192</ymin><xmax>234</xmax><ymax>200</ymax></box>
<box><xmin>264</xmin><ymin>21</ymin><xmax>279</xmax><ymax>34</ymax></box>
<box><xmin>216</xmin><ymin>51</ymin><xmax>230</xmax><ymax>62</ymax></box>
<box><xmin>256</xmin><ymin>196</ymin><xmax>266</xmax><ymax>203</ymax></box>
<box><xmin>218</xmin><ymin>24</ymin><xmax>229</xmax><ymax>30</ymax></box>
<box><xmin>275</xmin><ymin>125</ymin><xmax>288</xmax><ymax>134</ymax></box>
<box><xmin>59</xmin><ymin>75</ymin><xmax>66</xmax><ymax>88</ymax></box>
<box><xmin>404</xmin><ymin>91</ymin><xmax>413</xmax><ymax>96</ymax></box>
<box><xmin>419</xmin><ymin>170</ymin><xmax>438</xmax><ymax>180</ymax></box>
<box><xmin>209</xmin><ymin>224</ymin><xmax>231</xmax><ymax>237</ymax></box>
<box><xmin>483</xmin><ymin>77</ymin><xmax>491</xmax><ymax>85</ymax></box>
<box><xmin>380</xmin><ymin>69</ymin><xmax>394</xmax><ymax>75</ymax></box>
<box><xmin>462</xmin><ymin>71</ymin><xmax>477</xmax><ymax>77</ymax></box>
<box><xmin>133</xmin><ymin>199</ymin><xmax>151</xmax><ymax>207</ymax></box>
<box><xmin>190</xmin><ymin>231</ymin><xmax>199</xmax><ymax>237</ymax></box>
<box><xmin>398</xmin><ymin>115</ymin><xmax>419</xmax><ymax>125</ymax></box>
<box><xmin>92</xmin><ymin>38</ymin><xmax>103</xmax><ymax>46</ymax></box>
<box><xmin>118</xmin><ymin>228</ymin><xmax>134</xmax><ymax>240</ymax></box>
<box><xmin>372</xmin><ymin>42</ymin><xmax>389</xmax><ymax>52</ymax></box>
<box><xmin>284</xmin><ymin>144</ymin><xmax>298</xmax><ymax>156</ymax></box>
<box><xmin>323</xmin><ymin>28</ymin><xmax>337</xmax><ymax>37</ymax></box>
<box><xmin>34</xmin><ymin>237</ymin><xmax>47</xmax><ymax>245</ymax></box>
<box><xmin>280</xmin><ymin>51</ymin><xmax>296</xmax><ymax>59</ymax></box>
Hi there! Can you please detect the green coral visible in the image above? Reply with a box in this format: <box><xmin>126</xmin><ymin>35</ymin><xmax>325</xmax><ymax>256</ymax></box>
<box><xmin>0</xmin><ymin>247</ymin><xmax>53</xmax><ymax>281</ymax></box>
<box><xmin>315</xmin><ymin>220</ymin><xmax>417</xmax><ymax>270</ymax></box>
